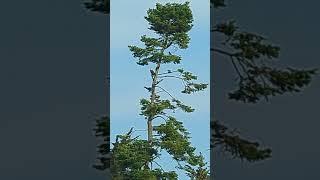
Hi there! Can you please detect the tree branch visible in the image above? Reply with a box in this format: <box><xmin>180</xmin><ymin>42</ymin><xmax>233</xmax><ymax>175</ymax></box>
<box><xmin>230</xmin><ymin>56</ymin><xmax>244</xmax><ymax>80</ymax></box>
<box><xmin>211</xmin><ymin>48</ymin><xmax>238</xmax><ymax>57</ymax></box>
<box><xmin>155</xmin><ymin>86</ymin><xmax>176</xmax><ymax>100</ymax></box>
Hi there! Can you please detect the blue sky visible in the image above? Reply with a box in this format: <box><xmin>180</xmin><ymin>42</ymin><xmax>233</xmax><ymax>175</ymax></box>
<box><xmin>110</xmin><ymin>0</ymin><xmax>210</xmax><ymax>178</ymax></box>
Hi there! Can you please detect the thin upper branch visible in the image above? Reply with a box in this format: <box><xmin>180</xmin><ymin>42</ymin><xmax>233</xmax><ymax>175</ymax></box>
<box><xmin>155</xmin><ymin>86</ymin><xmax>177</xmax><ymax>100</ymax></box>
<box><xmin>230</xmin><ymin>56</ymin><xmax>244</xmax><ymax>80</ymax></box>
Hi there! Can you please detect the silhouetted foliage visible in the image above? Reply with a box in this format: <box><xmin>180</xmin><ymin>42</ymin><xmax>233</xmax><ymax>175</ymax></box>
<box><xmin>211</xmin><ymin>0</ymin><xmax>316</xmax><ymax>168</ymax></box>
<box><xmin>211</xmin><ymin>0</ymin><xmax>226</xmax><ymax>8</ymax></box>
<box><xmin>92</xmin><ymin>116</ymin><xmax>110</xmax><ymax>170</ymax></box>
<box><xmin>212</xmin><ymin>121</ymin><xmax>271</xmax><ymax>162</ymax></box>
<box><xmin>84</xmin><ymin>0</ymin><xmax>109</xmax><ymax>14</ymax></box>
<box><xmin>212</xmin><ymin>20</ymin><xmax>317</xmax><ymax>103</ymax></box>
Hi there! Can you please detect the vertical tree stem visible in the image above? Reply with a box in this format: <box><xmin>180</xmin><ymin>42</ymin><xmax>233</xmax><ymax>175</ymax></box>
<box><xmin>148</xmin><ymin>62</ymin><xmax>161</xmax><ymax>142</ymax></box>
<box><xmin>147</xmin><ymin>36</ymin><xmax>168</xmax><ymax>143</ymax></box>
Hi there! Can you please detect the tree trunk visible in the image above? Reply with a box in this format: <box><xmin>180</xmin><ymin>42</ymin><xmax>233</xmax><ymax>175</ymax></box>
<box><xmin>147</xmin><ymin>63</ymin><xmax>161</xmax><ymax>142</ymax></box>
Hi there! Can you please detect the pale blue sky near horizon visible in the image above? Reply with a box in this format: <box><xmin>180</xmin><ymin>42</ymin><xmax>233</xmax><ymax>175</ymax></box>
<box><xmin>110</xmin><ymin>0</ymin><xmax>210</xmax><ymax>178</ymax></box>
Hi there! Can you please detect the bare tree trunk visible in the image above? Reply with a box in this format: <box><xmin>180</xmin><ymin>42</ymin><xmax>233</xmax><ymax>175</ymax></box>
<box><xmin>147</xmin><ymin>63</ymin><xmax>161</xmax><ymax>142</ymax></box>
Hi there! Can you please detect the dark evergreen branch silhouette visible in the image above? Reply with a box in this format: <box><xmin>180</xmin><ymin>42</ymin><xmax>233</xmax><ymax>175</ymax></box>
<box><xmin>212</xmin><ymin>20</ymin><xmax>317</xmax><ymax>103</ymax></box>
<box><xmin>211</xmin><ymin>121</ymin><xmax>271</xmax><ymax>162</ymax></box>
<box><xmin>211</xmin><ymin>0</ymin><xmax>317</xmax><ymax>165</ymax></box>
<box><xmin>84</xmin><ymin>0</ymin><xmax>109</xmax><ymax>14</ymax></box>
<box><xmin>92</xmin><ymin>115</ymin><xmax>110</xmax><ymax>170</ymax></box>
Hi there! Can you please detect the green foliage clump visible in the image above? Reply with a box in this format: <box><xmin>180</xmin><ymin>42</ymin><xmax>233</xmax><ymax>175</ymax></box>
<box><xmin>145</xmin><ymin>2</ymin><xmax>193</xmax><ymax>49</ymax></box>
<box><xmin>111</xmin><ymin>132</ymin><xmax>159</xmax><ymax>179</ymax></box>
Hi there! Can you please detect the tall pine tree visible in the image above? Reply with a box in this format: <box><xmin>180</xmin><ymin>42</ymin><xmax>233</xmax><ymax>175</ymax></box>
<box><xmin>113</xmin><ymin>2</ymin><xmax>209</xmax><ymax>179</ymax></box>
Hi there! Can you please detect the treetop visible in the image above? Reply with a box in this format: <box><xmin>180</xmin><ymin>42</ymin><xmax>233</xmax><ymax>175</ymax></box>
<box><xmin>145</xmin><ymin>2</ymin><xmax>193</xmax><ymax>49</ymax></box>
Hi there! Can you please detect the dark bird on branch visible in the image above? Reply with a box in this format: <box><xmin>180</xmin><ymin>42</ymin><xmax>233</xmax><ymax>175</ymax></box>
<box><xmin>126</xmin><ymin>127</ymin><xmax>134</xmax><ymax>136</ymax></box>
<box><xmin>150</xmin><ymin>69</ymin><xmax>155</xmax><ymax>76</ymax></box>
<box><xmin>144</xmin><ymin>86</ymin><xmax>152</xmax><ymax>92</ymax></box>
